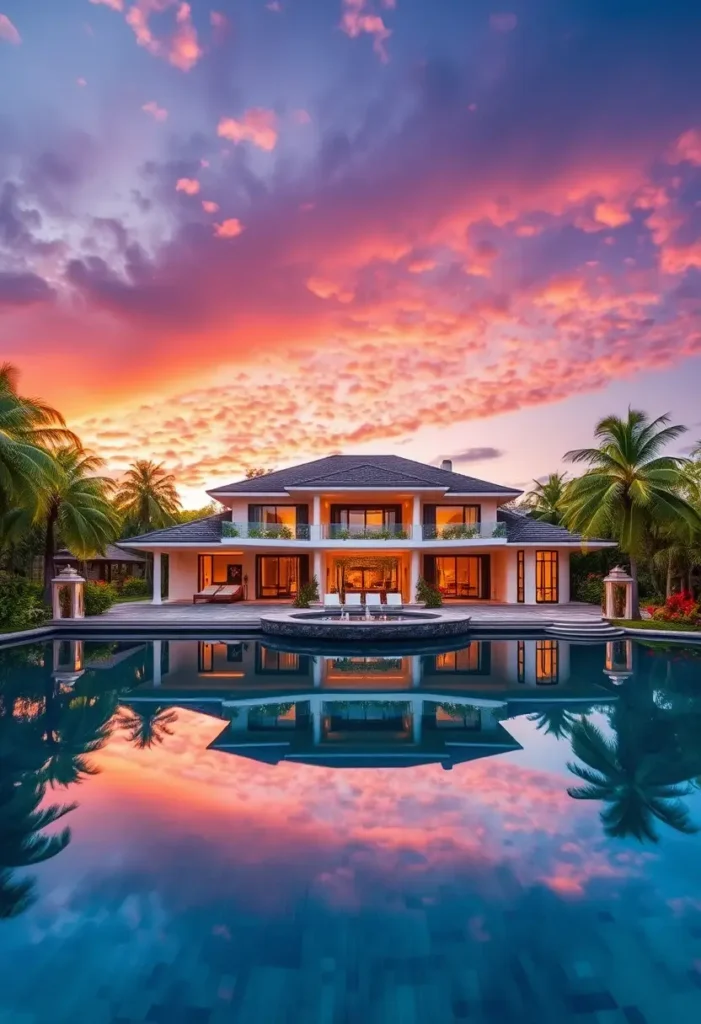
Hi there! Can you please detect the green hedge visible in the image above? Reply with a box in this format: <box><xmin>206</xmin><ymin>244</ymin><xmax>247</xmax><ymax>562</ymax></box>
<box><xmin>120</xmin><ymin>576</ymin><xmax>150</xmax><ymax>598</ymax></box>
<box><xmin>84</xmin><ymin>581</ymin><xmax>118</xmax><ymax>616</ymax></box>
<box><xmin>0</xmin><ymin>573</ymin><xmax>49</xmax><ymax>631</ymax></box>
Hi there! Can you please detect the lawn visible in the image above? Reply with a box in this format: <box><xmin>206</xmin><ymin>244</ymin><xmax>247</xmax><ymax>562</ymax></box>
<box><xmin>613</xmin><ymin>619</ymin><xmax>701</xmax><ymax>633</ymax></box>
<box><xmin>114</xmin><ymin>595</ymin><xmax>150</xmax><ymax>604</ymax></box>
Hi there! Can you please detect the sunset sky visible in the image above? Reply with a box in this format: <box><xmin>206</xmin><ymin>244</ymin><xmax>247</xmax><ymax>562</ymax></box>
<box><xmin>1</xmin><ymin>0</ymin><xmax>701</xmax><ymax>505</ymax></box>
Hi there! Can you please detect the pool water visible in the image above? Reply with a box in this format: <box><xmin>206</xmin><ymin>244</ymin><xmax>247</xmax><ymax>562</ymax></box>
<box><xmin>1</xmin><ymin>636</ymin><xmax>701</xmax><ymax>1023</ymax></box>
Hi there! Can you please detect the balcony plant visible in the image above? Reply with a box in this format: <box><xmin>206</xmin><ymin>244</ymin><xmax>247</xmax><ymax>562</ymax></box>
<box><xmin>493</xmin><ymin>522</ymin><xmax>507</xmax><ymax>538</ymax></box>
<box><xmin>222</xmin><ymin>522</ymin><xmax>239</xmax><ymax>538</ymax></box>
<box><xmin>441</xmin><ymin>523</ymin><xmax>479</xmax><ymax>540</ymax></box>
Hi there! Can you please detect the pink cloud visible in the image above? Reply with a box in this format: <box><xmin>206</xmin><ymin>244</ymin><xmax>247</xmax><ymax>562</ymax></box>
<box><xmin>77</xmin><ymin>77</ymin><xmax>88</xmax><ymax>87</ymax></box>
<box><xmin>202</xmin><ymin>200</ymin><xmax>220</xmax><ymax>213</ymax></box>
<box><xmin>210</xmin><ymin>10</ymin><xmax>227</xmax><ymax>27</ymax></box>
<box><xmin>340</xmin><ymin>0</ymin><xmax>392</xmax><ymax>63</ymax></box>
<box><xmin>668</xmin><ymin>128</ymin><xmax>701</xmax><ymax>166</ymax></box>
<box><xmin>266</xmin><ymin>1</ymin><xmax>283</xmax><ymax>11</ymax></box>
<box><xmin>292</xmin><ymin>109</ymin><xmax>312</xmax><ymax>125</ymax></box>
<box><xmin>0</xmin><ymin>13</ymin><xmax>21</xmax><ymax>44</ymax></box>
<box><xmin>217</xmin><ymin>109</ymin><xmax>278</xmax><ymax>151</ymax></box>
<box><xmin>407</xmin><ymin>258</ymin><xmax>437</xmax><ymax>274</ymax></box>
<box><xmin>490</xmin><ymin>12</ymin><xmax>518</xmax><ymax>32</ymax></box>
<box><xmin>175</xmin><ymin>177</ymin><xmax>200</xmax><ymax>195</ymax></box>
<box><xmin>88</xmin><ymin>0</ymin><xmax>124</xmax><ymax>9</ymax></box>
<box><xmin>214</xmin><ymin>218</ymin><xmax>244</xmax><ymax>238</ymax></box>
<box><xmin>142</xmin><ymin>100</ymin><xmax>168</xmax><ymax>121</ymax></box>
<box><xmin>124</xmin><ymin>0</ymin><xmax>203</xmax><ymax>71</ymax></box>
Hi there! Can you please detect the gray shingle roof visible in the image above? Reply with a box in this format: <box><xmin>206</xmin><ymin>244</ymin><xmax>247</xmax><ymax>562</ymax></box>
<box><xmin>208</xmin><ymin>456</ymin><xmax>521</xmax><ymax>496</ymax></box>
<box><xmin>122</xmin><ymin>512</ymin><xmax>228</xmax><ymax>545</ymax></box>
<box><xmin>55</xmin><ymin>544</ymin><xmax>146</xmax><ymax>562</ymax></box>
<box><xmin>497</xmin><ymin>508</ymin><xmax>599</xmax><ymax>544</ymax></box>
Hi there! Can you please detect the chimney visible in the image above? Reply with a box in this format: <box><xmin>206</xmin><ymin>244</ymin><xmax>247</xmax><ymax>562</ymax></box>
<box><xmin>441</xmin><ymin>459</ymin><xmax>453</xmax><ymax>472</ymax></box>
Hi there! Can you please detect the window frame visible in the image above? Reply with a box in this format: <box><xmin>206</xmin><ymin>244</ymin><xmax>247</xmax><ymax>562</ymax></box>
<box><xmin>535</xmin><ymin>550</ymin><xmax>559</xmax><ymax>604</ymax></box>
<box><xmin>517</xmin><ymin>549</ymin><xmax>525</xmax><ymax>603</ymax></box>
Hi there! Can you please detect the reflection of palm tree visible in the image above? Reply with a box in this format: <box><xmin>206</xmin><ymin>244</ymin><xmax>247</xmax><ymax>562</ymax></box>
<box><xmin>116</xmin><ymin>705</ymin><xmax>178</xmax><ymax>748</ymax></box>
<box><xmin>528</xmin><ymin>707</ymin><xmax>579</xmax><ymax>739</ymax></box>
<box><xmin>42</xmin><ymin>694</ymin><xmax>116</xmax><ymax>788</ymax></box>
<box><xmin>567</xmin><ymin>718</ymin><xmax>698</xmax><ymax>843</ymax></box>
<box><xmin>0</xmin><ymin>773</ymin><xmax>76</xmax><ymax>919</ymax></box>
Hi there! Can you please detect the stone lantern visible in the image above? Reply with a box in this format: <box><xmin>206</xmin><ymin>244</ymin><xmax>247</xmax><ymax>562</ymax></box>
<box><xmin>52</xmin><ymin>639</ymin><xmax>85</xmax><ymax>687</ymax></box>
<box><xmin>603</xmin><ymin>565</ymin><xmax>634</xmax><ymax>620</ymax></box>
<box><xmin>51</xmin><ymin>565</ymin><xmax>86</xmax><ymax>620</ymax></box>
<box><xmin>604</xmin><ymin>639</ymin><xmax>634</xmax><ymax>684</ymax></box>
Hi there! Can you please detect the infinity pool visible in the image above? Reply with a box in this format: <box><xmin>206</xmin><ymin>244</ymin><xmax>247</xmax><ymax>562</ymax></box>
<box><xmin>1</xmin><ymin>636</ymin><xmax>700</xmax><ymax>1023</ymax></box>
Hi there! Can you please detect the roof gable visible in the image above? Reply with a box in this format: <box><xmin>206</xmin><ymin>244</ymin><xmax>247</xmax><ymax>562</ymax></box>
<box><xmin>208</xmin><ymin>455</ymin><xmax>521</xmax><ymax>495</ymax></box>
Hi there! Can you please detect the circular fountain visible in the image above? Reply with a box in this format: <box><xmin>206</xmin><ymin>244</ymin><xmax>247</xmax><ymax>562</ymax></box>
<box><xmin>259</xmin><ymin>607</ymin><xmax>472</xmax><ymax>642</ymax></box>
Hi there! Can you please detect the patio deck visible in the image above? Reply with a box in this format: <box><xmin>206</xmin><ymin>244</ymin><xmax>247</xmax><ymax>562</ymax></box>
<box><xmin>67</xmin><ymin>600</ymin><xmax>606</xmax><ymax>631</ymax></box>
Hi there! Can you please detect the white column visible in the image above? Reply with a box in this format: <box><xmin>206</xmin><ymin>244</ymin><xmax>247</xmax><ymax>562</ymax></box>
<box><xmin>412</xmin><ymin>697</ymin><xmax>422</xmax><ymax>743</ymax></box>
<box><xmin>313</xmin><ymin>656</ymin><xmax>322</xmax><ymax>687</ymax></box>
<box><xmin>412</xmin><ymin>494</ymin><xmax>421</xmax><ymax>541</ymax></box>
<box><xmin>558</xmin><ymin>550</ymin><xmax>571</xmax><ymax>604</ymax></box>
<box><xmin>314</xmin><ymin>549</ymin><xmax>324</xmax><ymax>598</ymax></box>
<box><xmin>152</xmin><ymin>551</ymin><xmax>162</xmax><ymax>605</ymax></box>
<box><xmin>410</xmin><ymin>550</ymin><xmax>421</xmax><ymax>603</ymax></box>
<box><xmin>152</xmin><ymin>640</ymin><xmax>162</xmax><ymax>686</ymax></box>
<box><xmin>311</xmin><ymin>696</ymin><xmax>322</xmax><ymax>744</ymax></box>
<box><xmin>524</xmin><ymin>549</ymin><xmax>537</xmax><ymax>604</ymax></box>
<box><xmin>411</xmin><ymin>655</ymin><xmax>423</xmax><ymax>688</ymax></box>
<box><xmin>504</xmin><ymin>549</ymin><xmax>518</xmax><ymax>604</ymax></box>
<box><xmin>312</xmin><ymin>494</ymin><xmax>321</xmax><ymax>542</ymax></box>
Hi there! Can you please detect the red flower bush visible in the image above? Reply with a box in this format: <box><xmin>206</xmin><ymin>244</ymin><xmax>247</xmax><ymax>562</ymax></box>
<box><xmin>650</xmin><ymin>591</ymin><xmax>700</xmax><ymax>625</ymax></box>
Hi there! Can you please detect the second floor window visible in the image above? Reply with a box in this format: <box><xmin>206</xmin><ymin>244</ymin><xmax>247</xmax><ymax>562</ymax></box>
<box><xmin>250</xmin><ymin>505</ymin><xmax>296</xmax><ymax>527</ymax></box>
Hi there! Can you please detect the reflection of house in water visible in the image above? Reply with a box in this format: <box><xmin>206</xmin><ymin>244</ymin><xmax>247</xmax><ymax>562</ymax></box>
<box><xmin>124</xmin><ymin>638</ymin><xmax>617</xmax><ymax>769</ymax></box>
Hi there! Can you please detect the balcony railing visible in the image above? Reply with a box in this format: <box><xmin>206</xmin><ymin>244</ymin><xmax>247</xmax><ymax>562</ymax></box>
<box><xmin>222</xmin><ymin>521</ymin><xmax>310</xmax><ymax>540</ymax></box>
<box><xmin>422</xmin><ymin>521</ymin><xmax>507</xmax><ymax>540</ymax></box>
<box><xmin>221</xmin><ymin>521</ymin><xmax>508</xmax><ymax>542</ymax></box>
<box><xmin>320</xmin><ymin>524</ymin><xmax>410</xmax><ymax>541</ymax></box>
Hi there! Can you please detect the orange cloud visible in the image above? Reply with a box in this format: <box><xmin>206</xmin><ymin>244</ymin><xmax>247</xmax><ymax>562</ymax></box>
<box><xmin>407</xmin><ymin>258</ymin><xmax>437</xmax><ymax>274</ymax></box>
<box><xmin>202</xmin><ymin>200</ymin><xmax>220</xmax><ymax>213</ymax></box>
<box><xmin>340</xmin><ymin>1</ymin><xmax>392</xmax><ymax>63</ymax></box>
<box><xmin>175</xmin><ymin>177</ymin><xmax>200</xmax><ymax>195</ymax></box>
<box><xmin>0</xmin><ymin>13</ymin><xmax>21</xmax><ymax>44</ymax></box>
<box><xmin>214</xmin><ymin>218</ymin><xmax>244</xmax><ymax>238</ymax></box>
<box><xmin>217</xmin><ymin>110</ymin><xmax>279</xmax><ymax>151</ymax></box>
<box><xmin>142</xmin><ymin>100</ymin><xmax>168</xmax><ymax>121</ymax></box>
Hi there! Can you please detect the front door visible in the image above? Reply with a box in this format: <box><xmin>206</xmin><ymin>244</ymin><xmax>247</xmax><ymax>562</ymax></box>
<box><xmin>431</xmin><ymin>555</ymin><xmax>490</xmax><ymax>599</ymax></box>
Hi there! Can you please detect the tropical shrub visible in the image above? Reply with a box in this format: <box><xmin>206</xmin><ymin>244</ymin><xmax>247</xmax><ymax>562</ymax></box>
<box><xmin>442</xmin><ymin>523</ymin><xmax>478</xmax><ymax>540</ymax></box>
<box><xmin>0</xmin><ymin>573</ymin><xmax>48</xmax><ymax>630</ymax></box>
<box><xmin>83</xmin><ymin>580</ymin><xmax>118</xmax><ymax>616</ymax></box>
<box><xmin>575</xmin><ymin>572</ymin><xmax>604</xmax><ymax>605</ymax></box>
<box><xmin>416</xmin><ymin>576</ymin><xmax>442</xmax><ymax>607</ymax></box>
<box><xmin>119</xmin><ymin>576</ymin><xmax>150</xmax><ymax>598</ymax></box>
<box><xmin>293</xmin><ymin>575</ymin><xmax>320</xmax><ymax>608</ymax></box>
<box><xmin>649</xmin><ymin>591</ymin><xmax>700</xmax><ymax>625</ymax></box>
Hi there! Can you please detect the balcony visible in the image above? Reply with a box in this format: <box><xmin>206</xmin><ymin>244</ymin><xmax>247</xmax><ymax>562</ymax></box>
<box><xmin>221</xmin><ymin>520</ymin><xmax>508</xmax><ymax>544</ymax></box>
<box><xmin>320</xmin><ymin>524</ymin><xmax>410</xmax><ymax>541</ymax></box>
<box><xmin>423</xmin><ymin>522</ymin><xmax>507</xmax><ymax>541</ymax></box>
<box><xmin>222</xmin><ymin>521</ymin><xmax>310</xmax><ymax>541</ymax></box>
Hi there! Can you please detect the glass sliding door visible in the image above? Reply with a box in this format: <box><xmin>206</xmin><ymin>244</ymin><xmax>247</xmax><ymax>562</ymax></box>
<box><xmin>256</xmin><ymin>556</ymin><xmax>301</xmax><ymax>599</ymax></box>
<box><xmin>434</xmin><ymin>556</ymin><xmax>488</xmax><ymax>599</ymax></box>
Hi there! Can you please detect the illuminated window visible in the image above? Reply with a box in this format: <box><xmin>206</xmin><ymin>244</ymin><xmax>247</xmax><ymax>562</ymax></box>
<box><xmin>535</xmin><ymin>550</ymin><xmax>558</xmax><ymax>603</ymax></box>
<box><xmin>434</xmin><ymin>644</ymin><xmax>490</xmax><ymax>674</ymax></box>
<box><xmin>434</xmin><ymin>556</ymin><xmax>488</xmax><ymax>599</ymax></box>
<box><xmin>517</xmin><ymin>640</ymin><xmax>525</xmax><ymax>683</ymax></box>
<box><xmin>535</xmin><ymin>640</ymin><xmax>559</xmax><ymax>685</ymax></box>
<box><xmin>517</xmin><ymin>550</ymin><xmax>525</xmax><ymax>603</ymax></box>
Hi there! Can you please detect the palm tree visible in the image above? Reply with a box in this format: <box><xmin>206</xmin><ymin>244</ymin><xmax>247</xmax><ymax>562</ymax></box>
<box><xmin>0</xmin><ymin>362</ymin><xmax>78</xmax><ymax>517</ymax></box>
<box><xmin>524</xmin><ymin>473</ymin><xmax>568</xmax><ymax>524</ymax></box>
<box><xmin>562</xmin><ymin>410</ymin><xmax>701</xmax><ymax>618</ymax></box>
<box><xmin>41</xmin><ymin>693</ymin><xmax>117</xmax><ymax>788</ymax></box>
<box><xmin>116</xmin><ymin>704</ymin><xmax>178</xmax><ymax>748</ymax></box>
<box><xmin>566</xmin><ymin>717</ymin><xmax>698</xmax><ymax>843</ymax></box>
<box><xmin>115</xmin><ymin>460</ymin><xmax>181</xmax><ymax>535</ymax></box>
<box><xmin>528</xmin><ymin>706</ymin><xmax>580</xmax><ymax>739</ymax></box>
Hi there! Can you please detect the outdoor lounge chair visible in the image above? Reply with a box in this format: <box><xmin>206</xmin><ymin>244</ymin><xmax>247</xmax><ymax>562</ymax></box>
<box><xmin>211</xmin><ymin>585</ymin><xmax>244</xmax><ymax>603</ymax></box>
<box><xmin>365</xmin><ymin>593</ymin><xmax>382</xmax><ymax>608</ymax></box>
<box><xmin>193</xmin><ymin>585</ymin><xmax>223</xmax><ymax>604</ymax></box>
<box><xmin>345</xmin><ymin>593</ymin><xmax>362</xmax><ymax>607</ymax></box>
<box><xmin>386</xmin><ymin>592</ymin><xmax>403</xmax><ymax>609</ymax></box>
<box><xmin>324</xmin><ymin>593</ymin><xmax>341</xmax><ymax>608</ymax></box>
